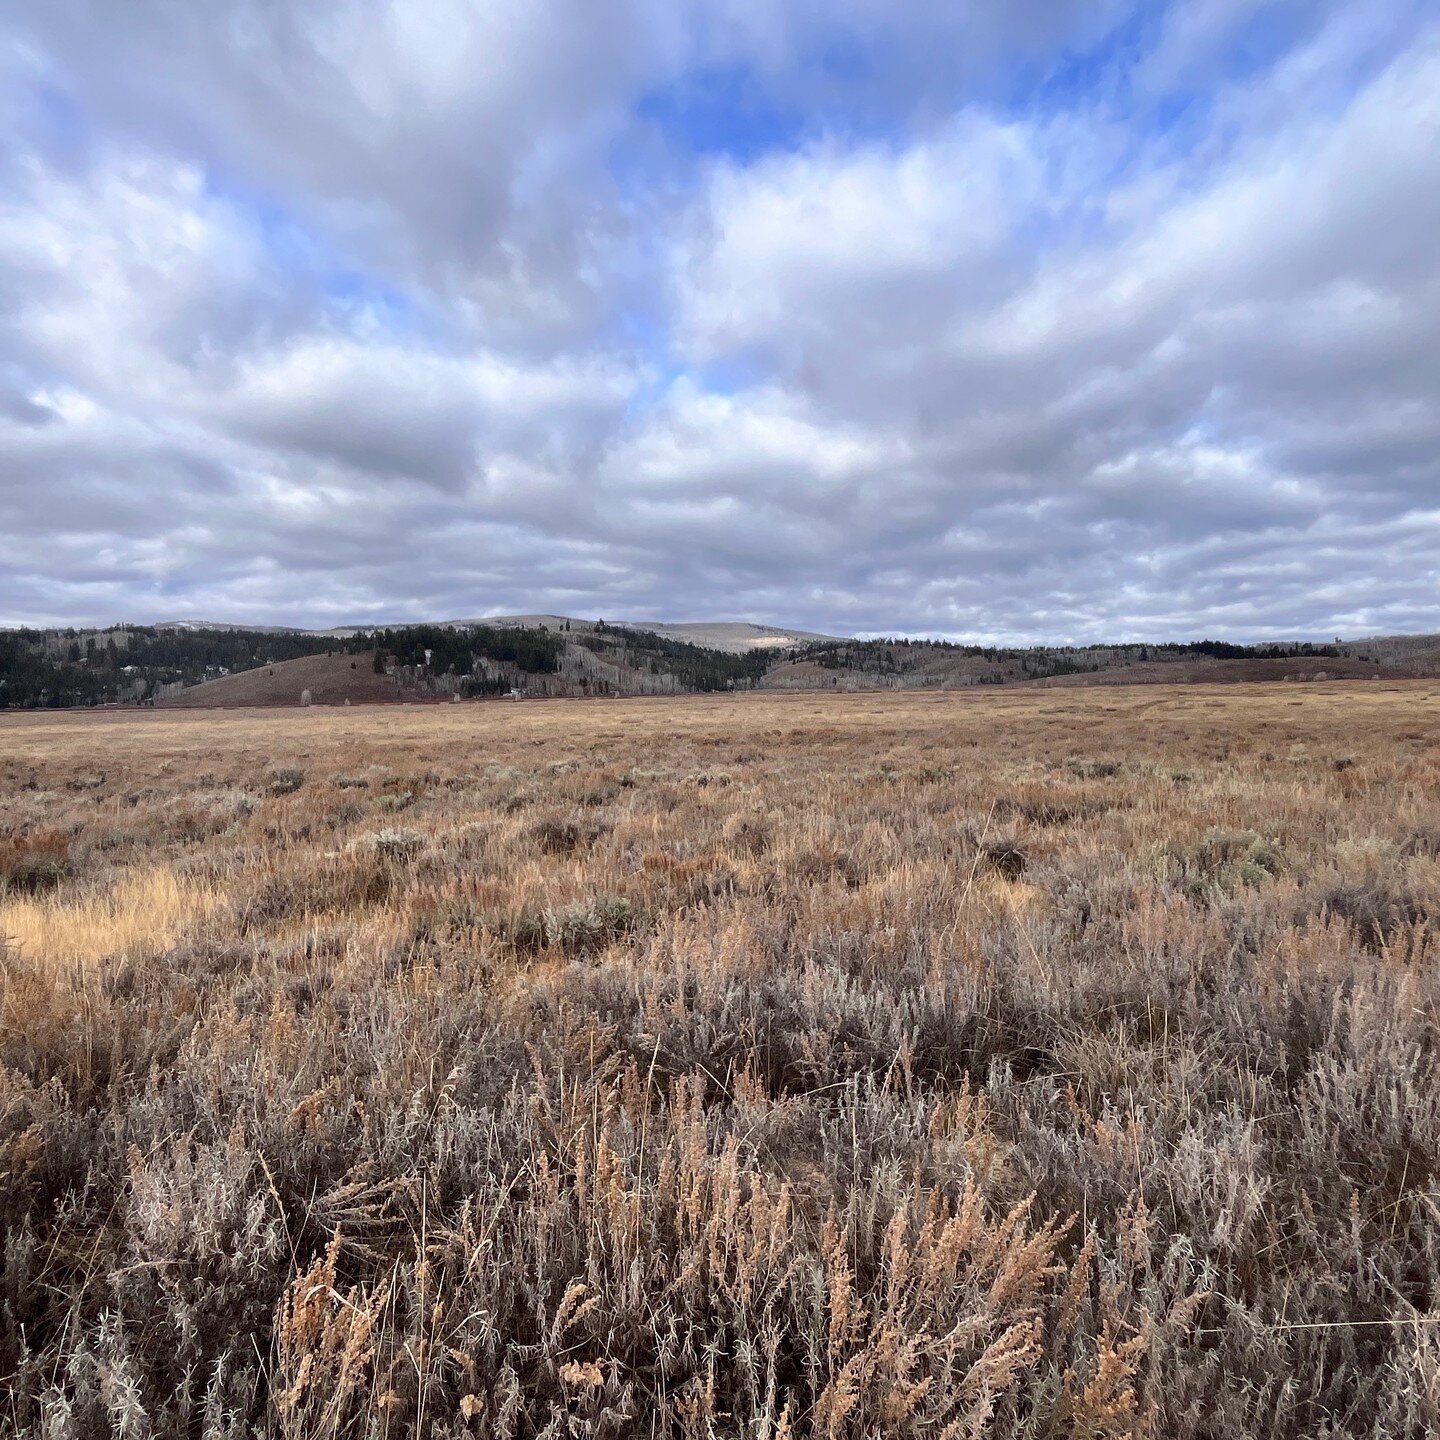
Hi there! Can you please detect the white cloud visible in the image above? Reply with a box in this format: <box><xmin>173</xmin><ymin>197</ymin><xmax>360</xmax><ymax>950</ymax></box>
<box><xmin>603</xmin><ymin>379</ymin><xmax>908</xmax><ymax>497</ymax></box>
<box><xmin>0</xmin><ymin>2</ymin><xmax>1437</xmax><ymax>638</ymax></box>
<box><xmin>673</xmin><ymin>114</ymin><xmax>1044</xmax><ymax>365</ymax></box>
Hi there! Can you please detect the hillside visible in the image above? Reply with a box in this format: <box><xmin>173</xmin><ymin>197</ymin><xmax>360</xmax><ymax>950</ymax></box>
<box><xmin>1337</xmin><ymin>632</ymin><xmax>1440</xmax><ymax>674</ymax></box>
<box><xmin>3</xmin><ymin>619</ymin><xmax>1434</xmax><ymax>709</ymax></box>
<box><xmin>156</xmin><ymin>625</ymin><xmax>773</xmax><ymax>706</ymax></box>
<box><xmin>1023</xmin><ymin>655</ymin><xmax>1399</xmax><ymax>687</ymax></box>
<box><xmin>440</xmin><ymin>615</ymin><xmax>840</xmax><ymax>654</ymax></box>
<box><xmin>614</xmin><ymin>620</ymin><xmax>839</xmax><ymax>653</ymax></box>
<box><xmin>159</xmin><ymin>651</ymin><xmax>411</xmax><ymax>707</ymax></box>
<box><xmin>160</xmin><ymin>632</ymin><xmax>1416</xmax><ymax>708</ymax></box>
<box><xmin>763</xmin><ymin>637</ymin><xmax>1413</xmax><ymax>691</ymax></box>
<box><xmin>0</xmin><ymin>625</ymin><xmax>376</xmax><ymax>708</ymax></box>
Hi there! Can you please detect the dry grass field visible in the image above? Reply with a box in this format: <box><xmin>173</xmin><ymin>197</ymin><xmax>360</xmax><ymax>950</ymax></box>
<box><xmin>2</xmin><ymin>683</ymin><xmax>1440</xmax><ymax>1438</ymax></box>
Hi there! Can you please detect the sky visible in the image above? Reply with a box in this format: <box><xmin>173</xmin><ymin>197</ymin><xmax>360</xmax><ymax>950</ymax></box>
<box><xmin>1</xmin><ymin>1</ymin><xmax>1437</xmax><ymax>643</ymax></box>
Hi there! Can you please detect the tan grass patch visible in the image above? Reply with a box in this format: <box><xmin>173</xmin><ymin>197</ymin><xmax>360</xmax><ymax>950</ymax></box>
<box><xmin>0</xmin><ymin>865</ymin><xmax>217</xmax><ymax>970</ymax></box>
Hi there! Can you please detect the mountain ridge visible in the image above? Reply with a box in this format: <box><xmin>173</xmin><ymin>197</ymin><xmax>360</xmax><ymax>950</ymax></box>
<box><xmin>151</xmin><ymin>615</ymin><xmax>842</xmax><ymax>655</ymax></box>
<box><xmin>5</xmin><ymin>618</ymin><xmax>1436</xmax><ymax>709</ymax></box>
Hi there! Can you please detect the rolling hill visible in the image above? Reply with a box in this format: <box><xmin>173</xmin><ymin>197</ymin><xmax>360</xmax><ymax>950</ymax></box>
<box><xmin>158</xmin><ymin>651</ymin><xmax>412</xmax><ymax>707</ymax></box>
<box><xmin>438</xmin><ymin>615</ymin><xmax>840</xmax><ymax>654</ymax></box>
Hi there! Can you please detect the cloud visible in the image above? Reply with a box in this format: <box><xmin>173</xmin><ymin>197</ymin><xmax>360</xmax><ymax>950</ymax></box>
<box><xmin>210</xmin><ymin>339</ymin><xmax>642</xmax><ymax>491</ymax></box>
<box><xmin>6</xmin><ymin>1</ymin><xmax>677</xmax><ymax>341</ymax></box>
<box><xmin>672</xmin><ymin>114</ymin><xmax>1043</xmax><ymax>365</ymax></box>
<box><xmin>0</xmin><ymin>1</ymin><xmax>1437</xmax><ymax>639</ymax></box>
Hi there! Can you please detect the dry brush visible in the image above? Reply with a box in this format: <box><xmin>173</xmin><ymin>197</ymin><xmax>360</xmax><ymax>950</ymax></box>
<box><xmin>1</xmin><ymin>684</ymin><xmax>1438</xmax><ymax>1436</ymax></box>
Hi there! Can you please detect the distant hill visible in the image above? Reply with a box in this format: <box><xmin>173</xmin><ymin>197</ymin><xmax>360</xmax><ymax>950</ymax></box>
<box><xmin>761</xmin><ymin>637</ymin><xmax>1417</xmax><ymax>692</ymax></box>
<box><xmin>1</xmin><ymin>618</ymin><xmax>1432</xmax><ymax>709</ymax></box>
<box><xmin>159</xmin><ymin>651</ymin><xmax>411</xmax><ymax>707</ymax></box>
<box><xmin>435</xmin><ymin>616</ymin><xmax>841</xmax><ymax>654</ymax></box>
<box><xmin>617</xmin><ymin>621</ymin><xmax>839</xmax><ymax>653</ymax></box>
<box><xmin>154</xmin><ymin>619</ymin><xmax>310</xmax><ymax>634</ymax></box>
<box><xmin>1335</xmin><ymin>633</ymin><xmax>1440</xmax><ymax>674</ymax></box>
<box><xmin>150</xmin><ymin>622</ymin><xmax>775</xmax><ymax>707</ymax></box>
<box><xmin>154</xmin><ymin>614</ymin><xmax>841</xmax><ymax>655</ymax></box>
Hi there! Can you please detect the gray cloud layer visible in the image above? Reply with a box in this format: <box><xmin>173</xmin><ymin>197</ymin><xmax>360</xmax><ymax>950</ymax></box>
<box><xmin>1</xmin><ymin>1</ymin><xmax>1437</xmax><ymax>641</ymax></box>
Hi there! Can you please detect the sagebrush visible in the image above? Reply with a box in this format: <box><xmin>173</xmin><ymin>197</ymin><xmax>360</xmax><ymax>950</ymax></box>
<box><xmin>2</xmin><ymin>683</ymin><xmax>1438</xmax><ymax>1437</ymax></box>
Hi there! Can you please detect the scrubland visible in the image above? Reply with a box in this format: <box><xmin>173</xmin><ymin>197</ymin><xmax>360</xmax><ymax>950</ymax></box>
<box><xmin>2</xmin><ymin>683</ymin><xmax>1439</xmax><ymax>1438</ymax></box>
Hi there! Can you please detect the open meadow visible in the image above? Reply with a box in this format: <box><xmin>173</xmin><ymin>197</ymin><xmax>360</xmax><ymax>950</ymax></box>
<box><xmin>3</xmin><ymin>683</ymin><xmax>1440</xmax><ymax>1438</ymax></box>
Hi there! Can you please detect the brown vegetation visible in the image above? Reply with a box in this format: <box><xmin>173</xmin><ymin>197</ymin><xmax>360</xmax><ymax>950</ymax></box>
<box><xmin>762</xmin><ymin>649</ymin><xmax>1409</xmax><ymax>693</ymax></box>
<box><xmin>2</xmin><ymin>682</ymin><xmax>1439</xmax><ymax>1437</ymax></box>
<box><xmin>160</xmin><ymin>651</ymin><xmax>412</xmax><ymax>707</ymax></box>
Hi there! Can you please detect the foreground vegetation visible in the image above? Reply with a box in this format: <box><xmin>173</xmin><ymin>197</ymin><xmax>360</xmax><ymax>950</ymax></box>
<box><xmin>2</xmin><ymin>684</ymin><xmax>1439</xmax><ymax>1437</ymax></box>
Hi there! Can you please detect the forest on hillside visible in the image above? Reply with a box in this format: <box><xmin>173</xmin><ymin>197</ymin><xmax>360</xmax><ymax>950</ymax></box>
<box><xmin>0</xmin><ymin>623</ymin><xmax>1360</xmax><ymax>708</ymax></box>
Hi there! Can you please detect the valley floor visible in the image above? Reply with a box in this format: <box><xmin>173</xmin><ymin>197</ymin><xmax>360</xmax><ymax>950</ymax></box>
<box><xmin>2</xmin><ymin>683</ymin><xmax>1439</xmax><ymax>1436</ymax></box>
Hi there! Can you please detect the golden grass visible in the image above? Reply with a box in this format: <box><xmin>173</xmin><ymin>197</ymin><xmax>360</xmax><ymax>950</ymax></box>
<box><xmin>0</xmin><ymin>865</ymin><xmax>216</xmax><ymax>972</ymax></box>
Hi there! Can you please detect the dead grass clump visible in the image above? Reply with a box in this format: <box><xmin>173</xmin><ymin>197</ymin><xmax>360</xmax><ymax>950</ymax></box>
<box><xmin>982</xmin><ymin>839</ymin><xmax>1028</xmax><ymax>880</ymax></box>
<box><xmin>529</xmin><ymin>816</ymin><xmax>603</xmax><ymax>855</ymax></box>
<box><xmin>1000</xmin><ymin>795</ymin><xmax>1077</xmax><ymax>826</ymax></box>
<box><xmin>349</xmin><ymin>827</ymin><xmax>425</xmax><ymax>861</ymax></box>
<box><xmin>642</xmin><ymin>850</ymin><xmax>740</xmax><ymax>905</ymax></box>
<box><xmin>232</xmin><ymin>873</ymin><xmax>304</xmax><ymax>933</ymax></box>
<box><xmin>233</xmin><ymin>855</ymin><xmax>394</xmax><ymax>932</ymax></box>
<box><xmin>1320</xmin><ymin>877</ymin><xmax>1429</xmax><ymax>952</ymax></box>
<box><xmin>1067</xmin><ymin>757</ymin><xmax>1123</xmax><ymax>779</ymax></box>
<box><xmin>1399</xmin><ymin>823</ymin><xmax>1440</xmax><ymax>858</ymax></box>
<box><xmin>275</xmin><ymin>1233</ymin><xmax>390</xmax><ymax>1439</ymax></box>
<box><xmin>791</xmin><ymin>844</ymin><xmax>863</xmax><ymax>887</ymax></box>
<box><xmin>492</xmin><ymin>891</ymin><xmax>638</xmax><ymax>955</ymax></box>
<box><xmin>722</xmin><ymin>813</ymin><xmax>772</xmax><ymax>855</ymax></box>
<box><xmin>574</xmin><ymin>782</ymin><xmax>619</xmax><ymax>807</ymax></box>
<box><xmin>547</xmin><ymin>892</ymin><xmax>636</xmax><ymax>952</ymax></box>
<box><xmin>0</xmin><ymin>830</ymin><xmax>73</xmax><ymax>895</ymax></box>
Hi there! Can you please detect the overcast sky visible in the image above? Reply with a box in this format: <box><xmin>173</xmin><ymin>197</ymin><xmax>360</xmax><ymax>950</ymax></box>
<box><xmin>2</xmin><ymin>2</ymin><xmax>1437</xmax><ymax>641</ymax></box>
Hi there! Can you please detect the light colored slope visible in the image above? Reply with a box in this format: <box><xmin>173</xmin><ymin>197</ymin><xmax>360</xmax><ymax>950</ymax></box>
<box><xmin>444</xmin><ymin>616</ymin><xmax>841</xmax><ymax>653</ymax></box>
<box><xmin>616</xmin><ymin>621</ymin><xmax>840</xmax><ymax>653</ymax></box>
<box><xmin>155</xmin><ymin>614</ymin><xmax>846</xmax><ymax>653</ymax></box>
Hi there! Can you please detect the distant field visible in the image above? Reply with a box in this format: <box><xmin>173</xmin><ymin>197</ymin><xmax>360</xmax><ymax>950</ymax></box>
<box><xmin>2</xmin><ymin>684</ymin><xmax>1439</xmax><ymax>1437</ymax></box>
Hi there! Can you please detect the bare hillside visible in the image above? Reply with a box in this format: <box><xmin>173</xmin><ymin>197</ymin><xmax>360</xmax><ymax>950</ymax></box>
<box><xmin>616</xmin><ymin>620</ymin><xmax>840</xmax><ymax>653</ymax></box>
<box><xmin>158</xmin><ymin>651</ymin><xmax>411</xmax><ymax>707</ymax></box>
